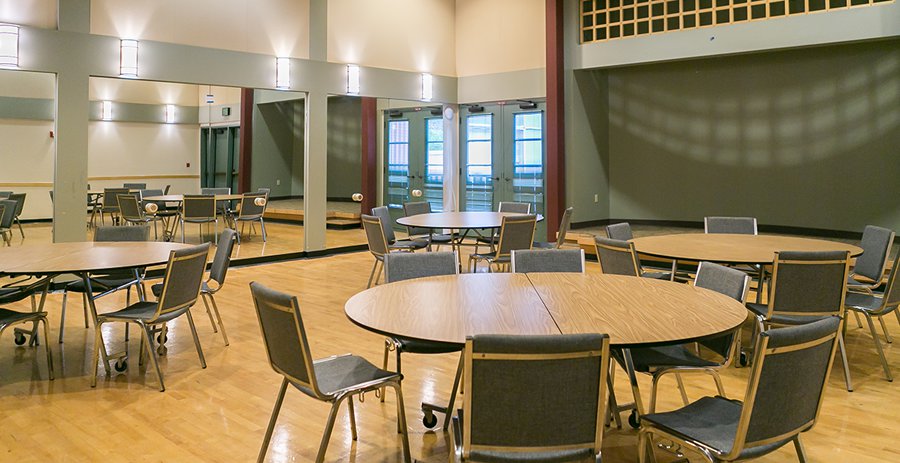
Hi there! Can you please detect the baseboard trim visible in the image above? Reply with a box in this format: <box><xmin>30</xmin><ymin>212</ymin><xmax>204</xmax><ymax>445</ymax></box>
<box><xmin>571</xmin><ymin>218</ymin><xmax>863</xmax><ymax>240</ymax></box>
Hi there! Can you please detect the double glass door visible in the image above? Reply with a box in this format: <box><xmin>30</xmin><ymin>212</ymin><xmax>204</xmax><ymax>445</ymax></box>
<box><xmin>384</xmin><ymin>109</ymin><xmax>445</xmax><ymax>221</ymax></box>
<box><xmin>201</xmin><ymin>126</ymin><xmax>240</xmax><ymax>192</ymax></box>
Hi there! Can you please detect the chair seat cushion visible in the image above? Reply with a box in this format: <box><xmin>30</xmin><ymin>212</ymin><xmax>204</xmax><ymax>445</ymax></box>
<box><xmin>641</xmin><ymin>271</ymin><xmax>673</xmax><ymax>280</ymax></box>
<box><xmin>98</xmin><ymin>300</ymin><xmax>183</xmax><ymax>323</ymax></box>
<box><xmin>430</xmin><ymin>233</ymin><xmax>454</xmax><ymax>243</ymax></box>
<box><xmin>0</xmin><ymin>308</ymin><xmax>46</xmax><ymax>325</ymax></box>
<box><xmin>293</xmin><ymin>354</ymin><xmax>398</xmax><ymax>399</ymax></box>
<box><xmin>614</xmin><ymin>345</ymin><xmax>718</xmax><ymax>372</ymax></box>
<box><xmin>396</xmin><ymin>336</ymin><xmax>463</xmax><ymax>354</ymax></box>
<box><xmin>152</xmin><ymin>281</ymin><xmax>210</xmax><ymax>298</ymax></box>
<box><xmin>844</xmin><ymin>292</ymin><xmax>885</xmax><ymax>313</ymax></box>
<box><xmin>471</xmin><ymin>253</ymin><xmax>511</xmax><ymax>264</ymax></box>
<box><xmin>532</xmin><ymin>241</ymin><xmax>556</xmax><ymax>249</ymax></box>
<box><xmin>66</xmin><ymin>276</ymin><xmax>137</xmax><ymax>293</ymax></box>
<box><xmin>746</xmin><ymin>303</ymin><xmax>830</xmax><ymax>325</ymax></box>
<box><xmin>390</xmin><ymin>239</ymin><xmax>428</xmax><ymax>250</ymax></box>
<box><xmin>0</xmin><ymin>287</ymin><xmax>35</xmax><ymax>304</ymax></box>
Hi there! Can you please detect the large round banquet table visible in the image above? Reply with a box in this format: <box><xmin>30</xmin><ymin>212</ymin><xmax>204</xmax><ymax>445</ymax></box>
<box><xmin>345</xmin><ymin>272</ymin><xmax>748</xmax><ymax>421</ymax></box>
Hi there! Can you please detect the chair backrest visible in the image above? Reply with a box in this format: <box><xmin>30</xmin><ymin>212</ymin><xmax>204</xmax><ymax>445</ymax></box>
<box><xmin>402</xmin><ymin>201</ymin><xmax>432</xmax><ymax>237</ymax></box>
<box><xmin>123</xmin><ymin>183</ymin><xmax>147</xmax><ymax>189</ymax></box>
<box><xmin>693</xmin><ymin>261</ymin><xmax>751</xmax><ymax>358</ymax></box>
<box><xmin>704</xmin><ymin>216</ymin><xmax>758</xmax><ymax>235</ymax></box>
<box><xmin>878</xmin><ymin>252</ymin><xmax>900</xmax><ymax>311</ymax></box>
<box><xmin>511</xmin><ymin>249</ymin><xmax>585</xmax><ymax>273</ymax></box>
<box><xmin>0</xmin><ymin>200</ymin><xmax>18</xmax><ymax>228</ymax></box>
<box><xmin>0</xmin><ymin>191</ymin><xmax>11</xmax><ymax>198</ymax></box>
<box><xmin>257</xmin><ymin>187</ymin><xmax>271</xmax><ymax>196</ymax></box>
<box><xmin>202</xmin><ymin>187</ymin><xmax>232</xmax><ymax>211</ymax></box>
<box><xmin>117</xmin><ymin>194</ymin><xmax>143</xmax><ymax>221</ymax></box>
<box><xmin>7</xmin><ymin>192</ymin><xmax>25</xmax><ymax>216</ymax></box>
<box><xmin>606</xmin><ymin>222</ymin><xmax>634</xmax><ymax>241</ymax></box>
<box><xmin>49</xmin><ymin>190</ymin><xmax>54</xmax><ymax>203</ymax></box>
<box><xmin>163</xmin><ymin>184</ymin><xmax>171</xmax><ymax>194</ymax></box>
<box><xmin>554</xmin><ymin>206</ymin><xmax>575</xmax><ymax>248</ymax></box>
<box><xmin>209</xmin><ymin>229</ymin><xmax>237</xmax><ymax>287</ymax></box>
<box><xmin>154</xmin><ymin>243</ymin><xmax>210</xmax><ymax>318</ymax></box>
<box><xmin>94</xmin><ymin>225</ymin><xmax>149</xmax><ymax>242</ymax></box>
<box><xmin>238</xmin><ymin>193</ymin><xmax>266</xmax><ymax>218</ymax></box>
<box><xmin>102</xmin><ymin>188</ymin><xmax>130</xmax><ymax>210</ymax></box>
<box><xmin>251</xmin><ymin>282</ymin><xmax>329</xmax><ymax>399</ymax></box>
<box><xmin>462</xmin><ymin>333</ymin><xmax>609</xmax><ymax>461</ymax></box>
<box><xmin>498</xmin><ymin>201</ymin><xmax>531</xmax><ymax>214</ymax></box>
<box><xmin>726</xmin><ymin>317</ymin><xmax>841</xmax><ymax>460</ymax></box>
<box><xmin>494</xmin><ymin>215</ymin><xmax>537</xmax><ymax>258</ymax></box>
<box><xmin>593</xmin><ymin>236</ymin><xmax>640</xmax><ymax>276</ymax></box>
<box><xmin>182</xmin><ymin>195</ymin><xmax>216</xmax><ymax>219</ymax></box>
<box><xmin>371</xmin><ymin>206</ymin><xmax>397</xmax><ymax>243</ymax></box>
<box><xmin>765</xmin><ymin>250</ymin><xmax>851</xmax><ymax>320</ymax></box>
<box><xmin>384</xmin><ymin>251</ymin><xmax>458</xmax><ymax>283</ymax></box>
<box><xmin>139</xmin><ymin>189</ymin><xmax>165</xmax><ymax>209</ymax></box>
<box><xmin>854</xmin><ymin>225</ymin><xmax>895</xmax><ymax>281</ymax></box>
<box><xmin>361</xmin><ymin>214</ymin><xmax>389</xmax><ymax>257</ymax></box>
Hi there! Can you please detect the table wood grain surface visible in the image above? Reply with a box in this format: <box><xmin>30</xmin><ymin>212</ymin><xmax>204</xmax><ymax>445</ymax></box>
<box><xmin>0</xmin><ymin>242</ymin><xmax>191</xmax><ymax>274</ymax></box>
<box><xmin>396</xmin><ymin>211</ymin><xmax>544</xmax><ymax>229</ymax></box>
<box><xmin>631</xmin><ymin>233</ymin><xmax>863</xmax><ymax>265</ymax></box>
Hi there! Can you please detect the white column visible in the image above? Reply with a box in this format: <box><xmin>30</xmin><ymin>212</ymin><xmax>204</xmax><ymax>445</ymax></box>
<box><xmin>442</xmin><ymin>104</ymin><xmax>459</xmax><ymax>212</ymax></box>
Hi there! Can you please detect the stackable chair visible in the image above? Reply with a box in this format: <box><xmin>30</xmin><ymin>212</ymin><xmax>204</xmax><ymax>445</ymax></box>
<box><xmin>845</xmin><ymin>225</ymin><xmax>895</xmax><ymax>328</ymax></box>
<box><xmin>118</xmin><ymin>194</ymin><xmax>162</xmax><ymax>240</ymax></box>
<box><xmin>511</xmin><ymin>248</ymin><xmax>586</xmax><ymax>273</ymax></box>
<box><xmin>594</xmin><ymin>236</ymin><xmax>671</xmax><ymax>280</ymax></box>
<box><xmin>844</xmin><ymin>252</ymin><xmax>900</xmax><ymax>383</ymax></box>
<box><xmin>362</xmin><ymin>214</ymin><xmax>390</xmax><ymax>288</ymax></box>
<box><xmin>58</xmin><ymin>226</ymin><xmax>149</xmax><ymax>343</ymax></box>
<box><xmin>140</xmin><ymin>189</ymin><xmax>179</xmax><ymax>236</ymax></box>
<box><xmin>474</xmin><ymin>201</ymin><xmax>532</xmax><ymax>253</ymax></box>
<box><xmin>0</xmin><ymin>199</ymin><xmax>15</xmax><ymax>246</ymax></box>
<box><xmin>91</xmin><ymin>243</ymin><xmax>210</xmax><ymax>392</ymax></box>
<box><xmin>704</xmin><ymin>216</ymin><xmax>758</xmax><ymax>235</ymax></box>
<box><xmin>371</xmin><ymin>206</ymin><xmax>428</xmax><ymax>252</ymax></box>
<box><xmin>1</xmin><ymin>304</ymin><xmax>54</xmax><ymax>380</ymax></box>
<box><xmin>468</xmin><ymin>215</ymin><xmax>537</xmax><ymax>272</ymax></box>
<box><xmin>251</xmin><ymin>282</ymin><xmax>411</xmax><ymax>463</ymax></box>
<box><xmin>100</xmin><ymin>188</ymin><xmax>129</xmax><ymax>225</ymax></box>
<box><xmin>403</xmin><ymin>201</ymin><xmax>453</xmax><ymax>251</ymax></box>
<box><xmin>745</xmin><ymin>250</ymin><xmax>852</xmax><ymax>391</ymax></box>
<box><xmin>235</xmin><ymin>193</ymin><xmax>268</xmax><ymax>243</ymax></box>
<box><xmin>180</xmin><ymin>194</ymin><xmax>217</xmax><ymax>243</ymax></box>
<box><xmin>123</xmin><ymin>182</ymin><xmax>147</xmax><ymax>190</ymax></box>
<box><xmin>7</xmin><ymin>192</ymin><xmax>26</xmax><ymax>238</ymax></box>
<box><xmin>450</xmin><ymin>333</ymin><xmax>610</xmax><ymax>463</ymax></box>
<box><xmin>382</xmin><ymin>251</ymin><xmax>461</xmax><ymax>429</ymax></box>
<box><xmin>201</xmin><ymin>187</ymin><xmax>232</xmax><ymax>218</ymax></box>
<box><xmin>638</xmin><ymin>317</ymin><xmax>842</xmax><ymax>463</ymax></box>
<box><xmin>533</xmin><ymin>206</ymin><xmax>574</xmax><ymax>249</ymax></box>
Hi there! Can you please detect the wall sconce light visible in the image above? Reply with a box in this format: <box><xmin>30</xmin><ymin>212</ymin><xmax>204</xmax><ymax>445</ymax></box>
<box><xmin>347</xmin><ymin>64</ymin><xmax>360</xmax><ymax>95</ymax></box>
<box><xmin>120</xmin><ymin>39</ymin><xmax>139</xmax><ymax>77</ymax></box>
<box><xmin>165</xmin><ymin>104</ymin><xmax>175</xmax><ymax>124</ymax></box>
<box><xmin>276</xmin><ymin>57</ymin><xmax>290</xmax><ymax>89</ymax></box>
<box><xmin>0</xmin><ymin>24</ymin><xmax>19</xmax><ymax>68</ymax></box>
<box><xmin>421</xmin><ymin>73</ymin><xmax>433</xmax><ymax>101</ymax></box>
<box><xmin>101</xmin><ymin>101</ymin><xmax>112</xmax><ymax>120</ymax></box>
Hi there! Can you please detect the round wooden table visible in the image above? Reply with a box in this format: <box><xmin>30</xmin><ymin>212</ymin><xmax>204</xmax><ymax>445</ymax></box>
<box><xmin>0</xmin><ymin>241</ymin><xmax>192</xmax><ymax>376</ymax></box>
<box><xmin>345</xmin><ymin>272</ymin><xmax>747</xmax><ymax>420</ymax></box>
<box><xmin>631</xmin><ymin>233</ymin><xmax>863</xmax><ymax>265</ymax></box>
<box><xmin>396</xmin><ymin>211</ymin><xmax>544</xmax><ymax>230</ymax></box>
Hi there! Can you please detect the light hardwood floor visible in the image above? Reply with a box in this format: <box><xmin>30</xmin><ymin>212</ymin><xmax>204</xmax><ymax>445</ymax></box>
<box><xmin>1</xmin><ymin>246</ymin><xmax>898</xmax><ymax>462</ymax></box>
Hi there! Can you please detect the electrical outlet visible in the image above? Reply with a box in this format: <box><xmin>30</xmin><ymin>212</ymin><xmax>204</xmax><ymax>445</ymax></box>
<box><xmin>593</xmin><ymin>194</ymin><xmax>599</xmax><ymax>203</ymax></box>
<box><xmin>276</xmin><ymin>179</ymin><xmax>281</xmax><ymax>186</ymax></box>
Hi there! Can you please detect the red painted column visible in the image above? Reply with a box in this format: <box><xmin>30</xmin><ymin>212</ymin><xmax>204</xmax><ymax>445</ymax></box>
<box><xmin>545</xmin><ymin>0</ymin><xmax>565</xmax><ymax>242</ymax></box>
<box><xmin>360</xmin><ymin>97</ymin><xmax>378</xmax><ymax>216</ymax></box>
<box><xmin>238</xmin><ymin>88</ymin><xmax>254</xmax><ymax>194</ymax></box>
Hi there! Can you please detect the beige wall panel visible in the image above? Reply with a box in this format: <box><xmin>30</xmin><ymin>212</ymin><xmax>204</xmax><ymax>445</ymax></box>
<box><xmin>90</xmin><ymin>0</ymin><xmax>310</xmax><ymax>58</ymax></box>
<box><xmin>197</xmin><ymin>85</ymin><xmax>242</xmax><ymax>105</ymax></box>
<box><xmin>0</xmin><ymin>69</ymin><xmax>55</xmax><ymax>99</ymax></box>
<box><xmin>90</xmin><ymin>78</ymin><xmax>199</xmax><ymax>106</ymax></box>
<box><xmin>0</xmin><ymin>0</ymin><xmax>57</xmax><ymax>29</ymax></box>
<box><xmin>0</xmin><ymin>119</ymin><xmax>54</xmax><ymax>219</ymax></box>
<box><xmin>455</xmin><ymin>0</ymin><xmax>545</xmax><ymax>77</ymax></box>
<box><xmin>88</xmin><ymin>121</ymin><xmax>200</xmax><ymax>195</ymax></box>
<box><xmin>328</xmin><ymin>0</ymin><xmax>456</xmax><ymax>76</ymax></box>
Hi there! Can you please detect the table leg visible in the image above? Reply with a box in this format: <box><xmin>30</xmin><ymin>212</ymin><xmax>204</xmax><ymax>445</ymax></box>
<box><xmin>755</xmin><ymin>265</ymin><xmax>765</xmax><ymax>304</ymax></box>
<box><xmin>82</xmin><ymin>273</ymin><xmax>112</xmax><ymax>376</ymax></box>
<box><xmin>670</xmin><ymin>259</ymin><xmax>678</xmax><ymax>282</ymax></box>
<box><xmin>623</xmin><ymin>349</ymin><xmax>646</xmax><ymax>421</ymax></box>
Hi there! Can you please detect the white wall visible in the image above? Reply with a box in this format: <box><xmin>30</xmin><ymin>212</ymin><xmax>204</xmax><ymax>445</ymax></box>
<box><xmin>198</xmin><ymin>85</ymin><xmax>241</xmax><ymax>126</ymax></box>
<box><xmin>0</xmin><ymin>0</ymin><xmax>57</xmax><ymax>29</ymax></box>
<box><xmin>328</xmin><ymin>0</ymin><xmax>457</xmax><ymax>76</ymax></box>
<box><xmin>455</xmin><ymin>0</ymin><xmax>545</xmax><ymax>77</ymax></box>
<box><xmin>90</xmin><ymin>0</ymin><xmax>310</xmax><ymax>58</ymax></box>
<box><xmin>0</xmin><ymin>120</ymin><xmax>55</xmax><ymax>219</ymax></box>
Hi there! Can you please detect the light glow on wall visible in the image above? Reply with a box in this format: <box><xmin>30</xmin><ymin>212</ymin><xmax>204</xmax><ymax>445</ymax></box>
<box><xmin>421</xmin><ymin>73</ymin><xmax>433</xmax><ymax>101</ymax></box>
<box><xmin>0</xmin><ymin>24</ymin><xmax>19</xmax><ymax>68</ymax></box>
<box><xmin>165</xmin><ymin>104</ymin><xmax>176</xmax><ymax>124</ymax></box>
<box><xmin>119</xmin><ymin>39</ymin><xmax>139</xmax><ymax>77</ymax></box>
<box><xmin>276</xmin><ymin>57</ymin><xmax>290</xmax><ymax>89</ymax></box>
<box><xmin>347</xmin><ymin>64</ymin><xmax>360</xmax><ymax>95</ymax></box>
<box><xmin>102</xmin><ymin>101</ymin><xmax>112</xmax><ymax>121</ymax></box>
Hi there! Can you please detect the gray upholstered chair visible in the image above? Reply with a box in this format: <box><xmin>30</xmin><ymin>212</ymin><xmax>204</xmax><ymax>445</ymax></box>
<box><xmin>1</xmin><ymin>304</ymin><xmax>54</xmax><ymax>380</ymax></box>
<box><xmin>450</xmin><ymin>333</ymin><xmax>610</xmax><ymax>463</ymax></box>
<box><xmin>180</xmin><ymin>194</ymin><xmax>217</xmax><ymax>243</ymax></box>
<box><xmin>118</xmin><ymin>194</ymin><xmax>162</xmax><ymax>239</ymax></box>
<box><xmin>475</xmin><ymin>201</ymin><xmax>533</xmax><ymax>252</ymax></box>
<box><xmin>704</xmin><ymin>216</ymin><xmax>758</xmax><ymax>235</ymax></box>
<box><xmin>0</xmin><ymin>191</ymin><xmax>11</xmax><ymax>198</ymax></box>
<box><xmin>58</xmin><ymin>225</ymin><xmax>150</xmax><ymax>343</ymax></box>
<box><xmin>469</xmin><ymin>214</ymin><xmax>537</xmax><ymax>272</ymax></box>
<box><xmin>362</xmin><ymin>214</ymin><xmax>391</xmax><ymax>288</ymax></box>
<box><xmin>100</xmin><ymin>188</ymin><xmax>129</xmax><ymax>225</ymax></box>
<box><xmin>371</xmin><ymin>206</ymin><xmax>428</xmax><ymax>252</ymax></box>
<box><xmin>250</xmin><ymin>282</ymin><xmax>411</xmax><ymax>463</ymax></box>
<box><xmin>382</xmin><ymin>251</ymin><xmax>461</xmax><ymax>428</ymax></box>
<box><xmin>594</xmin><ymin>236</ymin><xmax>670</xmax><ymax>280</ymax></box>
<box><xmin>90</xmin><ymin>243</ymin><xmax>210</xmax><ymax>392</ymax></box>
<box><xmin>848</xmin><ymin>225</ymin><xmax>894</xmax><ymax>293</ymax></box>
<box><xmin>201</xmin><ymin>186</ymin><xmax>232</xmax><ymax>217</ymax></box>
<box><xmin>123</xmin><ymin>182</ymin><xmax>147</xmax><ymax>189</ymax></box>
<box><xmin>746</xmin><ymin>250</ymin><xmax>852</xmax><ymax>391</ymax></box>
<box><xmin>844</xmin><ymin>252</ymin><xmax>900</xmax><ymax>382</ymax></box>
<box><xmin>256</xmin><ymin>187</ymin><xmax>271</xmax><ymax>196</ymax></box>
<box><xmin>140</xmin><ymin>188</ymin><xmax>179</xmax><ymax>231</ymax></box>
<box><xmin>606</xmin><ymin>222</ymin><xmax>634</xmax><ymax>241</ymax></box>
<box><xmin>619</xmin><ymin>262</ymin><xmax>750</xmax><ymax>421</ymax></box>
<box><xmin>403</xmin><ymin>201</ymin><xmax>453</xmax><ymax>251</ymax></box>
<box><xmin>0</xmin><ymin>200</ymin><xmax>15</xmax><ymax>246</ymax></box>
<box><xmin>638</xmin><ymin>317</ymin><xmax>842</xmax><ymax>463</ymax></box>
<box><xmin>152</xmin><ymin>229</ymin><xmax>235</xmax><ymax>345</ymax></box>
<box><xmin>7</xmin><ymin>192</ymin><xmax>26</xmax><ymax>238</ymax></box>
<box><xmin>235</xmin><ymin>193</ymin><xmax>267</xmax><ymax>243</ymax></box>
<box><xmin>511</xmin><ymin>249</ymin><xmax>585</xmax><ymax>273</ymax></box>
<box><xmin>533</xmin><ymin>206</ymin><xmax>574</xmax><ymax>249</ymax></box>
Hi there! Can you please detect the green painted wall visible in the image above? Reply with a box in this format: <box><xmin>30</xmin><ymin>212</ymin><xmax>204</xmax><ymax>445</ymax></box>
<box><xmin>606</xmin><ymin>39</ymin><xmax>900</xmax><ymax>233</ymax></box>
<box><xmin>326</xmin><ymin>95</ymin><xmax>362</xmax><ymax>199</ymax></box>
<box><xmin>251</xmin><ymin>95</ymin><xmax>305</xmax><ymax>197</ymax></box>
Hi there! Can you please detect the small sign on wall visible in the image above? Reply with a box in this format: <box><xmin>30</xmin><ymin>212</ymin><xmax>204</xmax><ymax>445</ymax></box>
<box><xmin>222</xmin><ymin>107</ymin><xmax>231</xmax><ymax>117</ymax></box>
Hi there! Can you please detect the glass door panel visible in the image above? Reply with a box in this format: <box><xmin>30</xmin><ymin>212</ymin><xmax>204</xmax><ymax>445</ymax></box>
<box><xmin>385</xmin><ymin>119</ymin><xmax>411</xmax><ymax>213</ymax></box>
<box><xmin>464</xmin><ymin>113</ymin><xmax>494</xmax><ymax>211</ymax></box>
<box><xmin>511</xmin><ymin>112</ymin><xmax>544</xmax><ymax>218</ymax></box>
<box><xmin>424</xmin><ymin>117</ymin><xmax>444</xmax><ymax>211</ymax></box>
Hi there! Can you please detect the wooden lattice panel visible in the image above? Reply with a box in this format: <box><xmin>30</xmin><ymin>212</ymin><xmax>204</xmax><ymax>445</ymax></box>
<box><xmin>580</xmin><ymin>0</ymin><xmax>894</xmax><ymax>43</ymax></box>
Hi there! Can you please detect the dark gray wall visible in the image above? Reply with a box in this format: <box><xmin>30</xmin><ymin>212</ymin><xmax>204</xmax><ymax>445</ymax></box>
<box><xmin>251</xmin><ymin>98</ymin><xmax>305</xmax><ymax>197</ymax></box>
<box><xmin>606</xmin><ymin>39</ymin><xmax>900</xmax><ymax>233</ymax></box>
<box><xmin>326</xmin><ymin>96</ymin><xmax>362</xmax><ymax>199</ymax></box>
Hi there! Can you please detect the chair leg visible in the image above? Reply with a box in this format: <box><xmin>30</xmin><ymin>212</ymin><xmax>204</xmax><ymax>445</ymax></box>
<box><xmin>381</xmin><ymin>338</ymin><xmax>393</xmax><ymax>403</ymax></box>
<box><xmin>878</xmin><ymin>315</ymin><xmax>893</xmax><ymax>343</ymax></box>
<box><xmin>140</xmin><ymin>322</ymin><xmax>166</xmax><ymax>392</ymax></box>
<box><xmin>16</xmin><ymin>217</ymin><xmax>24</xmax><ymax>238</ymax></box>
<box><xmin>39</xmin><ymin>318</ymin><xmax>54</xmax><ymax>380</ymax></box>
<box><xmin>793</xmin><ymin>435</ymin><xmax>808</xmax><ymax>463</ymax></box>
<box><xmin>709</xmin><ymin>370</ymin><xmax>726</xmax><ymax>397</ymax></box>
<box><xmin>201</xmin><ymin>293</ymin><xmax>219</xmax><ymax>333</ymax></box>
<box><xmin>58</xmin><ymin>289</ymin><xmax>68</xmax><ymax>343</ymax></box>
<box><xmin>82</xmin><ymin>293</ymin><xmax>90</xmax><ymax>328</ymax></box>
<box><xmin>315</xmin><ymin>397</ymin><xmax>346</xmax><ymax>463</ymax></box>
<box><xmin>864</xmin><ymin>313</ymin><xmax>893</xmax><ymax>382</ymax></box>
<box><xmin>258</xmin><ymin>378</ymin><xmax>289</xmax><ymax>463</ymax></box>
<box><xmin>837</xmin><ymin>333</ymin><xmax>853</xmax><ymax>392</ymax></box>
<box><xmin>181</xmin><ymin>218</ymin><xmax>186</xmax><ymax>243</ymax></box>
<box><xmin>185</xmin><ymin>310</ymin><xmax>207</xmax><ymax>368</ymax></box>
<box><xmin>674</xmin><ymin>373</ymin><xmax>689</xmax><ymax>406</ymax></box>
<box><xmin>260</xmin><ymin>218</ymin><xmax>267</xmax><ymax>242</ymax></box>
<box><xmin>348</xmin><ymin>395</ymin><xmax>358</xmax><ymax>441</ymax></box>
<box><xmin>366</xmin><ymin>259</ymin><xmax>381</xmax><ymax>288</ymax></box>
<box><xmin>207</xmin><ymin>293</ymin><xmax>229</xmax><ymax>346</ymax></box>
<box><xmin>853</xmin><ymin>311</ymin><xmax>864</xmax><ymax>328</ymax></box>
<box><xmin>442</xmin><ymin>353</ymin><xmax>465</xmax><ymax>430</ymax></box>
<box><xmin>390</xmin><ymin>382</ymin><xmax>412</xmax><ymax>463</ymax></box>
<box><xmin>90</xmin><ymin>321</ymin><xmax>104</xmax><ymax>388</ymax></box>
